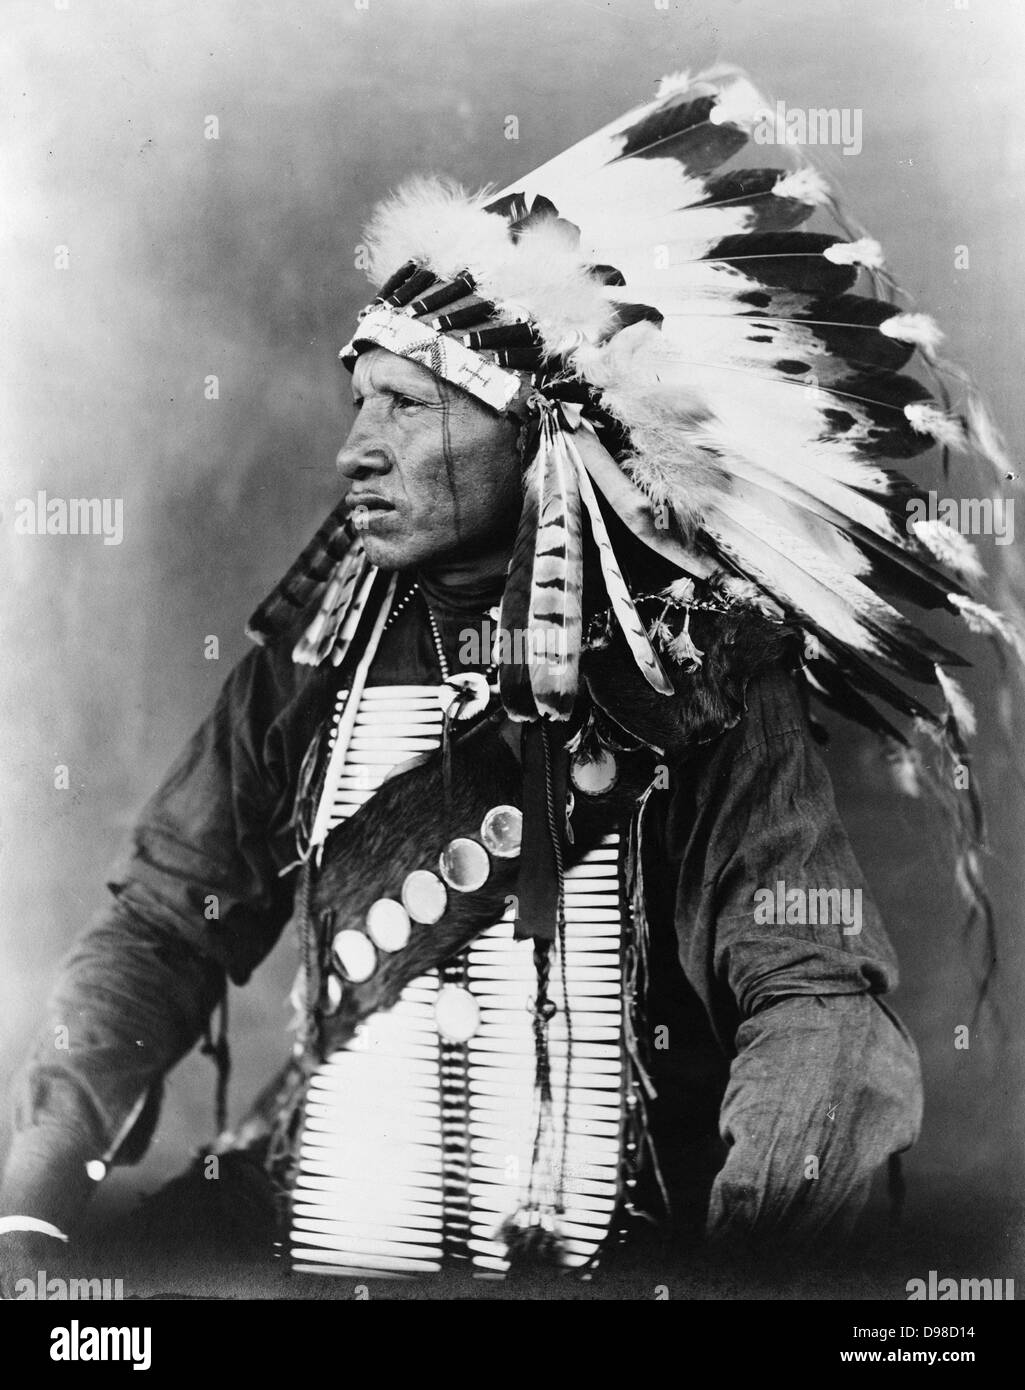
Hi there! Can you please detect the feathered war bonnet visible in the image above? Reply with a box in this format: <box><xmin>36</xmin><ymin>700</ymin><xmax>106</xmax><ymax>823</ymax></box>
<box><xmin>249</xmin><ymin>66</ymin><xmax>1022</xmax><ymax>948</ymax></box>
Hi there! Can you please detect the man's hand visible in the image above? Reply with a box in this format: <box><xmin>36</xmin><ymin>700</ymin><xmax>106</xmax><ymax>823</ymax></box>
<box><xmin>0</xmin><ymin>1230</ymin><xmax>70</xmax><ymax>1300</ymax></box>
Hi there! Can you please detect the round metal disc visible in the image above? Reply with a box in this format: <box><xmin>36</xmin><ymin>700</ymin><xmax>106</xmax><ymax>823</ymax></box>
<box><xmin>480</xmin><ymin>804</ymin><xmax>523</xmax><ymax>858</ymax></box>
<box><xmin>436</xmin><ymin>671</ymin><xmax>491</xmax><ymax>720</ymax></box>
<box><xmin>434</xmin><ymin>985</ymin><xmax>481</xmax><ymax>1042</ymax></box>
<box><xmin>331</xmin><ymin>929</ymin><xmax>377</xmax><ymax>983</ymax></box>
<box><xmin>400</xmin><ymin>870</ymin><xmax>448</xmax><ymax>925</ymax></box>
<box><xmin>365</xmin><ymin>898</ymin><xmax>412</xmax><ymax>952</ymax></box>
<box><xmin>569</xmin><ymin>747</ymin><xmax>619</xmax><ymax>795</ymax></box>
<box><xmin>439</xmin><ymin>837</ymin><xmax>491</xmax><ymax>893</ymax></box>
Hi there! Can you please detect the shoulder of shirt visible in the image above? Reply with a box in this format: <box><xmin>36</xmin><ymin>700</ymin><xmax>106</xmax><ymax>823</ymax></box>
<box><xmin>726</xmin><ymin>664</ymin><xmax>812</xmax><ymax>763</ymax></box>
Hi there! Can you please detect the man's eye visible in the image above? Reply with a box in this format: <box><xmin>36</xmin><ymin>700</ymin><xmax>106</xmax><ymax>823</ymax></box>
<box><xmin>393</xmin><ymin>394</ymin><xmax>425</xmax><ymax>411</ymax></box>
<box><xmin>352</xmin><ymin>397</ymin><xmax>364</xmax><ymax>412</ymax></box>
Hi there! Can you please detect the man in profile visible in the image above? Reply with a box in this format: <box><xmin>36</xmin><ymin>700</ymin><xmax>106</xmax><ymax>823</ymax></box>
<box><xmin>6</xmin><ymin>65</ymin><xmax>1006</xmax><ymax>1293</ymax></box>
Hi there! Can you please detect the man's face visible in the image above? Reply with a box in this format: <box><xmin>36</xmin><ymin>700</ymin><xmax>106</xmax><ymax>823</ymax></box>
<box><xmin>337</xmin><ymin>348</ymin><xmax>523</xmax><ymax>572</ymax></box>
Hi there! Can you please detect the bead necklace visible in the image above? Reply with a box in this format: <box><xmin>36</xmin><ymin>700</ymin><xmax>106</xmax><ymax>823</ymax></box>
<box><xmin>383</xmin><ymin>580</ymin><xmax>500</xmax><ymax>687</ymax></box>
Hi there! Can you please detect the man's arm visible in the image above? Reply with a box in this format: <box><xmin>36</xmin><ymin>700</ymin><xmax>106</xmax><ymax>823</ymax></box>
<box><xmin>1</xmin><ymin>642</ymin><xmax>305</xmax><ymax>1243</ymax></box>
<box><xmin>663</xmin><ymin>666</ymin><xmax>923</xmax><ymax>1250</ymax></box>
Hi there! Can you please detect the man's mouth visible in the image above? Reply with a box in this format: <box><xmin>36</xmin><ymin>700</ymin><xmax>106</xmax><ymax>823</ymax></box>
<box><xmin>346</xmin><ymin>494</ymin><xmax>396</xmax><ymax>516</ymax></box>
<box><xmin>346</xmin><ymin>494</ymin><xmax>398</xmax><ymax>533</ymax></box>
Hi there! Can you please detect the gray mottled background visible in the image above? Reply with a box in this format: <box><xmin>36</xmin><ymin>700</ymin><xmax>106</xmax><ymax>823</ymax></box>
<box><xmin>2</xmin><ymin>0</ymin><xmax>1023</xmax><ymax>1288</ymax></box>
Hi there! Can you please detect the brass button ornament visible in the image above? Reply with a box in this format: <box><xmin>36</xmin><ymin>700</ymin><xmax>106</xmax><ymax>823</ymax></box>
<box><xmin>434</xmin><ymin>985</ymin><xmax>481</xmax><ymax>1042</ymax></box>
<box><xmin>401</xmin><ymin>869</ymin><xmax>448</xmax><ymax>925</ymax></box>
<box><xmin>439</xmin><ymin>837</ymin><xmax>491</xmax><ymax>892</ymax></box>
<box><xmin>569</xmin><ymin>748</ymin><xmax>619</xmax><ymax>795</ymax></box>
<box><xmin>365</xmin><ymin>898</ymin><xmax>412</xmax><ymax>952</ymax></box>
<box><xmin>331</xmin><ymin>929</ymin><xmax>377</xmax><ymax>983</ymax></box>
<box><xmin>480</xmin><ymin>805</ymin><xmax>523</xmax><ymax>858</ymax></box>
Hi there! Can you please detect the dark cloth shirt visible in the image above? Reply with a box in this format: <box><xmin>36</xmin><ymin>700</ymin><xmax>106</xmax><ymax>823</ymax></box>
<box><xmin>6</xmin><ymin>593</ymin><xmax>923</xmax><ymax>1246</ymax></box>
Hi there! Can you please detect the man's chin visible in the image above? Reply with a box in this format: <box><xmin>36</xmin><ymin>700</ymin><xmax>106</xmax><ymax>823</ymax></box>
<box><xmin>359</xmin><ymin>531</ymin><xmax>425</xmax><ymax>573</ymax></box>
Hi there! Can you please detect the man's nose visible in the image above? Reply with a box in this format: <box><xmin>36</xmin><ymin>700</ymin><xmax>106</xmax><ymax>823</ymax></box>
<box><xmin>335</xmin><ymin>411</ymin><xmax>392</xmax><ymax>482</ymax></box>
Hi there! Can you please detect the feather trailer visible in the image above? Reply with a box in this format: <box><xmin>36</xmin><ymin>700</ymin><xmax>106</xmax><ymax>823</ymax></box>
<box><xmin>500</xmin><ymin>454</ymin><xmax>544</xmax><ymax>721</ymax></box>
<box><xmin>328</xmin><ymin>561</ymin><xmax>382</xmax><ymax>669</ymax></box>
<box><xmin>246</xmin><ymin>504</ymin><xmax>357</xmax><ymax>647</ymax></box>
<box><xmin>564</xmin><ymin>431</ymin><xmax>674</xmax><ymax>695</ymax></box>
<box><xmin>526</xmin><ymin>412</ymin><xmax>584</xmax><ymax>719</ymax></box>
<box><xmin>292</xmin><ymin>537</ymin><xmax>371</xmax><ymax>666</ymax></box>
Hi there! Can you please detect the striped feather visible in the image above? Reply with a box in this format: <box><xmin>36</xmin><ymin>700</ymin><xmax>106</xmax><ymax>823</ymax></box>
<box><xmin>294</xmin><ymin>540</ymin><xmax>371</xmax><ymax>666</ymax></box>
<box><xmin>566</xmin><ymin>434</ymin><xmax>674</xmax><ymax>696</ymax></box>
<box><xmin>246</xmin><ymin>502</ymin><xmax>354</xmax><ymax>645</ymax></box>
<box><xmin>527</xmin><ymin>419</ymin><xmax>584</xmax><ymax>719</ymax></box>
<box><xmin>329</xmin><ymin>563</ymin><xmax>382</xmax><ymax>669</ymax></box>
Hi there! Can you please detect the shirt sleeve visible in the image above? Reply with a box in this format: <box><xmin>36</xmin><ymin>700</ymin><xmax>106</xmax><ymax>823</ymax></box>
<box><xmin>659</xmin><ymin>665</ymin><xmax>924</xmax><ymax>1249</ymax></box>
<box><xmin>3</xmin><ymin>644</ymin><xmax>305</xmax><ymax>1225</ymax></box>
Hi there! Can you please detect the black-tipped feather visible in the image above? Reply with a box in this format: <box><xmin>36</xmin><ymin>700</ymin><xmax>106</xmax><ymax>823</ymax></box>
<box><xmin>689</xmin><ymin>168</ymin><xmax>820</xmax><ymax>232</ymax></box>
<box><xmin>613</xmin><ymin>93</ymin><xmax>748</xmax><ymax>173</ymax></box>
<box><xmin>724</xmin><ymin>462</ymin><xmax>970</xmax><ymax>611</ymax></box>
<box><xmin>803</xmin><ymin>658</ymin><xmax>909</xmax><ymax>745</ymax></box>
<box><xmin>704</xmin><ymin>232</ymin><xmax>859</xmax><ymax>295</ymax></box>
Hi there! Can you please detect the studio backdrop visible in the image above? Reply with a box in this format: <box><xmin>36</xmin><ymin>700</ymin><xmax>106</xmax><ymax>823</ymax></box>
<box><xmin>2</xmin><ymin>0</ymin><xmax>1023</xmax><ymax>1277</ymax></box>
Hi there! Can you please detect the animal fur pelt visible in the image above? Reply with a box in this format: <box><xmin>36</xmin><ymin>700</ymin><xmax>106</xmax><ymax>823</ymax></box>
<box><xmin>308</xmin><ymin>718</ymin><xmax>521</xmax><ymax>1056</ymax></box>
<box><xmin>308</xmin><ymin>602</ymin><xmax>794</xmax><ymax>1055</ymax></box>
<box><xmin>308</xmin><ymin>714</ymin><xmax>651</xmax><ymax>1056</ymax></box>
<box><xmin>583</xmin><ymin>586</ymin><xmax>796</xmax><ymax>757</ymax></box>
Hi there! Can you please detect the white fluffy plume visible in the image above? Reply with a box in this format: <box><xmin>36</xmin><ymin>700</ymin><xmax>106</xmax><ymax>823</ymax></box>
<box><xmin>910</xmin><ymin>518</ymin><xmax>984</xmax><ymax>585</ymax></box>
<box><xmin>880</xmin><ymin>312</ymin><xmax>944</xmax><ymax>356</ymax></box>
<box><xmin>361</xmin><ymin>176</ymin><xmax>614</xmax><ymax>354</ymax></box>
<box><xmin>574</xmin><ymin>321</ymin><xmax>725</xmax><ymax>529</ymax></box>
<box><xmin>361</xmin><ymin>178</ymin><xmax>510</xmax><ymax>288</ymax></box>
<box><xmin>477</xmin><ymin>217</ymin><xmax>615</xmax><ymax>354</ymax></box>
<box><xmin>823</xmin><ymin>237</ymin><xmax>885</xmax><ymax>269</ymax></box>
<box><xmin>773</xmin><ymin>166</ymin><xmax>831</xmax><ymax>205</ymax></box>
<box><xmin>950</xmin><ymin>594</ymin><xmax>1025</xmax><ymax>665</ymax></box>
<box><xmin>904</xmin><ymin>403</ymin><xmax>968</xmax><ymax>449</ymax></box>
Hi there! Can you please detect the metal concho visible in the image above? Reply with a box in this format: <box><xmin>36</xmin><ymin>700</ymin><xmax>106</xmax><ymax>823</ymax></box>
<box><xmin>401</xmin><ymin>869</ymin><xmax>448</xmax><ymax>925</ymax></box>
<box><xmin>365</xmin><ymin>898</ymin><xmax>412</xmax><ymax>952</ymax></box>
<box><xmin>569</xmin><ymin>747</ymin><xmax>619</xmax><ymax>795</ymax></box>
<box><xmin>439</xmin><ymin>837</ymin><xmax>490</xmax><ymax>892</ymax></box>
<box><xmin>332</xmin><ymin>929</ymin><xmax>377</xmax><ymax>983</ymax></box>
<box><xmin>480</xmin><ymin>805</ymin><xmax>522</xmax><ymax>859</ymax></box>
